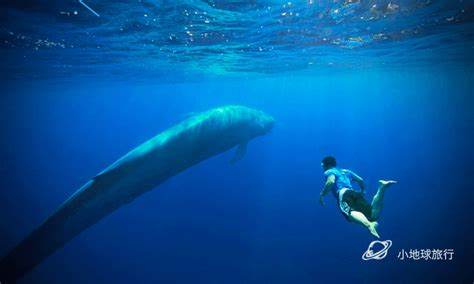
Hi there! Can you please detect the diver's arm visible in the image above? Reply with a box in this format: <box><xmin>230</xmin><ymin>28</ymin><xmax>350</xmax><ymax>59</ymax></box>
<box><xmin>319</xmin><ymin>175</ymin><xmax>335</xmax><ymax>206</ymax></box>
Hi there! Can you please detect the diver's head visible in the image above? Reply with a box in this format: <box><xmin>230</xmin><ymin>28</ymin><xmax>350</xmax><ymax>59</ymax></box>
<box><xmin>321</xmin><ymin>156</ymin><xmax>336</xmax><ymax>171</ymax></box>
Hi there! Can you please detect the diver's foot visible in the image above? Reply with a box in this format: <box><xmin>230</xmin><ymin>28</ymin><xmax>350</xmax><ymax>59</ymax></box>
<box><xmin>378</xmin><ymin>180</ymin><xmax>397</xmax><ymax>188</ymax></box>
<box><xmin>368</xmin><ymin>221</ymin><xmax>380</xmax><ymax>239</ymax></box>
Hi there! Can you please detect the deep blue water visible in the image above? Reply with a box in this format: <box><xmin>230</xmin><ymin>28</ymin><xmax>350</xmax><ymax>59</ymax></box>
<box><xmin>1</xmin><ymin>0</ymin><xmax>473</xmax><ymax>283</ymax></box>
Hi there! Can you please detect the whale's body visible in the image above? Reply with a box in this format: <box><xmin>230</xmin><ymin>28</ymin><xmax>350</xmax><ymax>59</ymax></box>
<box><xmin>0</xmin><ymin>105</ymin><xmax>274</xmax><ymax>282</ymax></box>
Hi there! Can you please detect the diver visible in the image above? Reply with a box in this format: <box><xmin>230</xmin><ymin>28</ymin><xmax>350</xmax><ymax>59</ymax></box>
<box><xmin>318</xmin><ymin>156</ymin><xmax>396</xmax><ymax>238</ymax></box>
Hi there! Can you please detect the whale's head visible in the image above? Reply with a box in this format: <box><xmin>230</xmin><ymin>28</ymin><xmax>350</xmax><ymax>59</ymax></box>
<box><xmin>254</xmin><ymin>111</ymin><xmax>274</xmax><ymax>135</ymax></box>
<box><xmin>235</xmin><ymin>106</ymin><xmax>274</xmax><ymax>139</ymax></box>
<box><xmin>209</xmin><ymin>105</ymin><xmax>274</xmax><ymax>143</ymax></box>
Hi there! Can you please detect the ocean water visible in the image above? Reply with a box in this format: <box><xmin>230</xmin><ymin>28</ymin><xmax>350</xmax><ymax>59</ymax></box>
<box><xmin>1</xmin><ymin>1</ymin><xmax>473</xmax><ymax>283</ymax></box>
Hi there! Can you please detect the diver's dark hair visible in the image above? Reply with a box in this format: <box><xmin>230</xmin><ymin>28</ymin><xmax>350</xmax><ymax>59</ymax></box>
<box><xmin>322</xmin><ymin>156</ymin><xmax>337</xmax><ymax>169</ymax></box>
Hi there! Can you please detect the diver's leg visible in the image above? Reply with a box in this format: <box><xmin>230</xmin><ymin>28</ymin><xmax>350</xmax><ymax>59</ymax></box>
<box><xmin>349</xmin><ymin>211</ymin><xmax>380</xmax><ymax>238</ymax></box>
<box><xmin>371</xmin><ymin>180</ymin><xmax>397</xmax><ymax>220</ymax></box>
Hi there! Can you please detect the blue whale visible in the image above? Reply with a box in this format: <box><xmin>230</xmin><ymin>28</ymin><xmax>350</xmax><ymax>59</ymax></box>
<box><xmin>0</xmin><ymin>105</ymin><xmax>274</xmax><ymax>282</ymax></box>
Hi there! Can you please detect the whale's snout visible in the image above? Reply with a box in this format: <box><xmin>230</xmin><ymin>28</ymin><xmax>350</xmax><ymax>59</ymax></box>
<box><xmin>259</xmin><ymin>113</ymin><xmax>274</xmax><ymax>134</ymax></box>
<box><xmin>264</xmin><ymin>115</ymin><xmax>274</xmax><ymax>133</ymax></box>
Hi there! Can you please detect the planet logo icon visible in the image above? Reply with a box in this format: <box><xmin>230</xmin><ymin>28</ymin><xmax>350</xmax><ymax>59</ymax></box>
<box><xmin>362</xmin><ymin>240</ymin><xmax>392</xmax><ymax>260</ymax></box>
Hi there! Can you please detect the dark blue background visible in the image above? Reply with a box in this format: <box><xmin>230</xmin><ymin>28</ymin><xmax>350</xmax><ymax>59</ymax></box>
<box><xmin>1</xmin><ymin>66</ymin><xmax>472</xmax><ymax>283</ymax></box>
